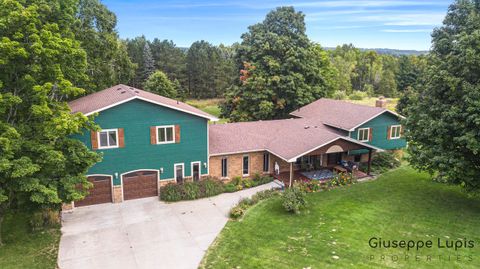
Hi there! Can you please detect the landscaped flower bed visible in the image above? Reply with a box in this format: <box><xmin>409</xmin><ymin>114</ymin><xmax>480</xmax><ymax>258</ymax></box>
<box><xmin>298</xmin><ymin>172</ymin><xmax>358</xmax><ymax>193</ymax></box>
<box><xmin>160</xmin><ymin>173</ymin><xmax>273</xmax><ymax>202</ymax></box>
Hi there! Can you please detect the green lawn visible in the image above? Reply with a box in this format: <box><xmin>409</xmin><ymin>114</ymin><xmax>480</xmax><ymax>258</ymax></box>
<box><xmin>0</xmin><ymin>211</ymin><xmax>61</xmax><ymax>269</ymax></box>
<box><xmin>186</xmin><ymin>98</ymin><xmax>229</xmax><ymax>123</ymax></box>
<box><xmin>201</xmin><ymin>166</ymin><xmax>480</xmax><ymax>269</ymax></box>
<box><xmin>347</xmin><ymin>97</ymin><xmax>399</xmax><ymax>111</ymax></box>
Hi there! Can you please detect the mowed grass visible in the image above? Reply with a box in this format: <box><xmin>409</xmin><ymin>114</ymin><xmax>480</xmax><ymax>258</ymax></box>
<box><xmin>0</xmin><ymin>211</ymin><xmax>61</xmax><ymax>269</ymax></box>
<box><xmin>186</xmin><ymin>98</ymin><xmax>229</xmax><ymax>123</ymax></box>
<box><xmin>201</xmin><ymin>166</ymin><xmax>480</xmax><ymax>269</ymax></box>
<box><xmin>347</xmin><ymin>97</ymin><xmax>399</xmax><ymax>111</ymax></box>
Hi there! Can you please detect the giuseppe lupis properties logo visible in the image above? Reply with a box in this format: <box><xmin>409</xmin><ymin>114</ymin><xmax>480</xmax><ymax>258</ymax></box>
<box><xmin>367</xmin><ymin>236</ymin><xmax>475</xmax><ymax>263</ymax></box>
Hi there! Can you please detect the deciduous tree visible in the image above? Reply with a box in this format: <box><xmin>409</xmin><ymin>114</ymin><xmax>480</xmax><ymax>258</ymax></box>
<box><xmin>405</xmin><ymin>0</ymin><xmax>480</xmax><ymax>193</ymax></box>
<box><xmin>0</xmin><ymin>0</ymin><xmax>100</xmax><ymax>245</ymax></box>
<box><xmin>221</xmin><ymin>7</ymin><xmax>335</xmax><ymax>121</ymax></box>
<box><xmin>144</xmin><ymin>70</ymin><xmax>177</xmax><ymax>98</ymax></box>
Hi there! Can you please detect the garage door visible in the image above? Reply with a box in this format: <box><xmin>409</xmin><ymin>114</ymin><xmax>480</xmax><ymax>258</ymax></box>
<box><xmin>75</xmin><ymin>176</ymin><xmax>112</xmax><ymax>207</ymax></box>
<box><xmin>122</xmin><ymin>170</ymin><xmax>158</xmax><ymax>200</ymax></box>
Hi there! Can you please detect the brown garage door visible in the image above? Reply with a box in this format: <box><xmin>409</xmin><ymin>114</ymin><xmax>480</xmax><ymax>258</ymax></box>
<box><xmin>75</xmin><ymin>176</ymin><xmax>112</xmax><ymax>207</ymax></box>
<box><xmin>123</xmin><ymin>171</ymin><xmax>158</xmax><ymax>200</ymax></box>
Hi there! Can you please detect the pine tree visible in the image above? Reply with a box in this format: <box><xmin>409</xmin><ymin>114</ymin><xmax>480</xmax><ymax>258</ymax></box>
<box><xmin>143</xmin><ymin>43</ymin><xmax>155</xmax><ymax>84</ymax></box>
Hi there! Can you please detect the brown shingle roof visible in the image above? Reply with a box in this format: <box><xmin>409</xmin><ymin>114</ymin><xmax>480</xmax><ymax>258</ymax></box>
<box><xmin>290</xmin><ymin>98</ymin><xmax>400</xmax><ymax>131</ymax></box>
<box><xmin>209</xmin><ymin>118</ymin><xmax>379</xmax><ymax>162</ymax></box>
<box><xmin>68</xmin><ymin>84</ymin><xmax>218</xmax><ymax>121</ymax></box>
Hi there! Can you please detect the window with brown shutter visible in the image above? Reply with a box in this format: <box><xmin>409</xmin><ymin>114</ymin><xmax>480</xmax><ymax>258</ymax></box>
<box><xmin>175</xmin><ymin>125</ymin><xmax>180</xmax><ymax>143</ymax></box>
<box><xmin>91</xmin><ymin>131</ymin><xmax>98</xmax><ymax>150</ymax></box>
<box><xmin>118</xmin><ymin>128</ymin><xmax>125</xmax><ymax>148</ymax></box>
<box><xmin>150</xmin><ymin>126</ymin><xmax>156</xmax><ymax>144</ymax></box>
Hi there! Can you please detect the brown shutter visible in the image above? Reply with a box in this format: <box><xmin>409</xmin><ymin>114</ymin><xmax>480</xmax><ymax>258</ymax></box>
<box><xmin>387</xmin><ymin>126</ymin><xmax>391</xmax><ymax>140</ymax></box>
<box><xmin>400</xmin><ymin>125</ymin><xmax>404</xmax><ymax>137</ymax></box>
<box><xmin>91</xmin><ymin>131</ymin><xmax>98</xmax><ymax>150</ymax></box>
<box><xmin>118</xmin><ymin>128</ymin><xmax>125</xmax><ymax>148</ymax></box>
<box><xmin>369</xmin><ymin>128</ymin><xmax>373</xmax><ymax>141</ymax></box>
<box><xmin>175</xmin><ymin>125</ymin><xmax>181</xmax><ymax>143</ymax></box>
<box><xmin>150</xmin><ymin>126</ymin><xmax>157</xmax><ymax>144</ymax></box>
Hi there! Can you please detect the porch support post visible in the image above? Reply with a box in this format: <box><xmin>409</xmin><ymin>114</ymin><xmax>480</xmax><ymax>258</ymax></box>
<box><xmin>289</xmin><ymin>162</ymin><xmax>293</xmax><ymax>188</ymax></box>
<box><xmin>367</xmin><ymin>149</ymin><xmax>372</xmax><ymax>175</ymax></box>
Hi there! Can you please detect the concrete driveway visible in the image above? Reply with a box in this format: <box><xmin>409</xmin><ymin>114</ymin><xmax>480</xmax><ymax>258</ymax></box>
<box><xmin>58</xmin><ymin>181</ymin><xmax>280</xmax><ymax>269</ymax></box>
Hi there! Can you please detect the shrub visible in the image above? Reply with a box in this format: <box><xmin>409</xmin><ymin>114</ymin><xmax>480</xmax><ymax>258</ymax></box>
<box><xmin>348</xmin><ymin>90</ymin><xmax>368</xmax><ymax>100</ymax></box>
<box><xmin>161</xmin><ymin>183</ymin><xmax>182</xmax><ymax>201</ymax></box>
<box><xmin>182</xmin><ymin>181</ymin><xmax>201</xmax><ymax>200</ymax></box>
<box><xmin>202</xmin><ymin>179</ymin><xmax>224</xmax><ymax>197</ymax></box>
<box><xmin>243</xmin><ymin>178</ymin><xmax>254</xmax><ymax>188</ymax></box>
<box><xmin>231</xmin><ymin>176</ymin><xmax>242</xmax><ymax>186</ymax></box>
<box><xmin>252</xmin><ymin>173</ymin><xmax>262</xmax><ymax>182</ymax></box>
<box><xmin>369</xmin><ymin>151</ymin><xmax>401</xmax><ymax>173</ymax></box>
<box><xmin>223</xmin><ymin>183</ymin><xmax>237</xmax><ymax>193</ymax></box>
<box><xmin>332</xmin><ymin>90</ymin><xmax>347</xmax><ymax>100</ymax></box>
<box><xmin>229</xmin><ymin>205</ymin><xmax>245</xmax><ymax>219</ymax></box>
<box><xmin>30</xmin><ymin>209</ymin><xmax>60</xmax><ymax>231</ymax></box>
<box><xmin>238</xmin><ymin>197</ymin><xmax>254</xmax><ymax>208</ymax></box>
<box><xmin>251</xmin><ymin>189</ymin><xmax>279</xmax><ymax>202</ymax></box>
<box><xmin>282</xmin><ymin>184</ymin><xmax>307</xmax><ymax>214</ymax></box>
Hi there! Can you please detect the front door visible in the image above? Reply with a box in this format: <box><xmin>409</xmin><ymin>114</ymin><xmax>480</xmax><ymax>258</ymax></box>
<box><xmin>327</xmin><ymin>153</ymin><xmax>342</xmax><ymax>166</ymax></box>
<box><xmin>192</xmin><ymin>162</ymin><xmax>200</xmax><ymax>182</ymax></box>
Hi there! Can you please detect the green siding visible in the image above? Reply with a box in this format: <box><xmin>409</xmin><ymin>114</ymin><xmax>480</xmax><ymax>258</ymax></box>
<box><xmin>349</xmin><ymin>112</ymin><xmax>407</xmax><ymax>151</ymax></box>
<box><xmin>74</xmin><ymin>99</ymin><xmax>208</xmax><ymax>185</ymax></box>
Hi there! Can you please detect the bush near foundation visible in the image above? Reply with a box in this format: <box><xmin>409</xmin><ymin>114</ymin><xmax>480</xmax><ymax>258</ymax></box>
<box><xmin>160</xmin><ymin>176</ymin><xmax>274</xmax><ymax>202</ymax></box>
<box><xmin>229</xmin><ymin>189</ymin><xmax>279</xmax><ymax>219</ymax></box>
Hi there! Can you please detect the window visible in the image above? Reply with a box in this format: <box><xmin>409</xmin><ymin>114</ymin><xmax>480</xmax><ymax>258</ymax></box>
<box><xmin>175</xmin><ymin>163</ymin><xmax>184</xmax><ymax>184</ymax></box>
<box><xmin>357</xmin><ymin>128</ymin><xmax>370</xmax><ymax>142</ymax></box>
<box><xmin>390</xmin><ymin>125</ymin><xmax>402</xmax><ymax>139</ymax></box>
<box><xmin>221</xmin><ymin>158</ymin><xmax>228</xmax><ymax>178</ymax></box>
<box><xmin>242</xmin><ymin>155</ymin><xmax>249</xmax><ymax>176</ymax></box>
<box><xmin>98</xmin><ymin>129</ymin><xmax>118</xmax><ymax>149</ymax></box>
<box><xmin>157</xmin><ymin>125</ymin><xmax>174</xmax><ymax>144</ymax></box>
<box><xmin>263</xmin><ymin>153</ymin><xmax>269</xmax><ymax>172</ymax></box>
<box><xmin>191</xmin><ymin>162</ymin><xmax>200</xmax><ymax>182</ymax></box>
<box><xmin>354</xmin><ymin>154</ymin><xmax>362</xmax><ymax>162</ymax></box>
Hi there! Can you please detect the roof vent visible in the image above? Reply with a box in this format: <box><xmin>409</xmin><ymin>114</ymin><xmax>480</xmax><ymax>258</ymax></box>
<box><xmin>304</xmin><ymin>126</ymin><xmax>310</xmax><ymax>129</ymax></box>
<box><xmin>117</xmin><ymin>88</ymin><xmax>122</xmax><ymax>91</ymax></box>
<box><xmin>177</xmin><ymin>100</ymin><xmax>179</xmax><ymax>104</ymax></box>
<box><xmin>120</xmin><ymin>90</ymin><xmax>126</xmax><ymax>94</ymax></box>
<box><xmin>134</xmin><ymin>91</ymin><xmax>139</xmax><ymax>94</ymax></box>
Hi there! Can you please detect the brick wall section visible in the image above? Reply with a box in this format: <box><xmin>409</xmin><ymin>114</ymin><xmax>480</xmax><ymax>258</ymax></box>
<box><xmin>209</xmin><ymin>151</ymin><xmax>271</xmax><ymax>179</ymax></box>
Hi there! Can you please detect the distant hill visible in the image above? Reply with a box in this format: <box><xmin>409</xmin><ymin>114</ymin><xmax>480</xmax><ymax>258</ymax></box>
<box><xmin>324</xmin><ymin>47</ymin><xmax>428</xmax><ymax>56</ymax></box>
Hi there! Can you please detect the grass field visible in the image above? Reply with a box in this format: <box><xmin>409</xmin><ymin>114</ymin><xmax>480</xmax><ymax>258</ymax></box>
<box><xmin>347</xmin><ymin>97</ymin><xmax>399</xmax><ymax>111</ymax></box>
<box><xmin>0</xmin><ymin>211</ymin><xmax>60</xmax><ymax>269</ymax></box>
<box><xmin>186</xmin><ymin>98</ymin><xmax>228</xmax><ymax>123</ymax></box>
<box><xmin>201</xmin><ymin>166</ymin><xmax>480</xmax><ymax>269</ymax></box>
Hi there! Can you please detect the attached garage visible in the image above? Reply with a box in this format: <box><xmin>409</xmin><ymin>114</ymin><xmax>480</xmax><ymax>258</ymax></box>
<box><xmin>122</xmin><ymin>170</ymin><xmax>159</xmax><ymax>200</ymax></box>
<box><xmin>75</xmin><ymin>175</ymin><xmax>113</xmax><ymax>207</ymax></box>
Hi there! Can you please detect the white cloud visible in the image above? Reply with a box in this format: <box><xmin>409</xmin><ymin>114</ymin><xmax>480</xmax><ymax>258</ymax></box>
<box><xmin>382</xmin><ymin>29</ymin><xmax>432</xmax><ymax>33</ymax></box>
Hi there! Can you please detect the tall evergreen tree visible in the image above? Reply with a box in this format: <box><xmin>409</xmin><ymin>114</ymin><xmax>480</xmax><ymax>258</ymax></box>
<box><xmin>406</xmin><ymin>0</ymin><xmax>480</xmax><ymax>193</ymax></box>
<box><xmin>143</xmin><ymin>43</ymin><xmax>155</xmax><ymax>84</ymax></box>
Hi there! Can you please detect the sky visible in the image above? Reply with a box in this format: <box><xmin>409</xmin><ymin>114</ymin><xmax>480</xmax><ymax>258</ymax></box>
<box><xmin>102</xmin><ymin>0</ymin><xmax>453</xmax><ymax>51</ymax></box>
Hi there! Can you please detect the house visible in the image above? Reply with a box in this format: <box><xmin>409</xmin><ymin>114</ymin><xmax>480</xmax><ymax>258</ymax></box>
<box><xmin>209</xmin><ymin>98</ymin><xmax>406</xmax><ymax>184</ymax></box>
<box><xmin>67</xmin><ymin>84</ymin><xmax>218</xmax><ymax>207</ymax></box>
<box><xmin>67</xmin><ymin>85</ymin><xmax>405</xmax><ymax>207</ymax></box>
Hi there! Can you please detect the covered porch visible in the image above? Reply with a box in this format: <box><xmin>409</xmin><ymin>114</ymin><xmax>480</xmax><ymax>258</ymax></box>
<box><xmin>272</xmin><ymin>138</ymin><xmax>376</xmax><ymax>187</ymax></box>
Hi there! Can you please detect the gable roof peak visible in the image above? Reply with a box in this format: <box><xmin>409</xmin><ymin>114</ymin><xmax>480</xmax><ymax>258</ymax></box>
<box><xmin>68</xmin><ymin>84</ymin><xmax>218</xmax><ymax>121</ymax></box>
